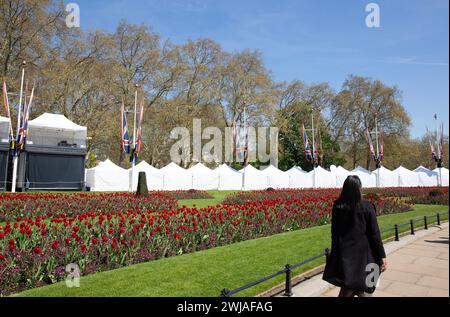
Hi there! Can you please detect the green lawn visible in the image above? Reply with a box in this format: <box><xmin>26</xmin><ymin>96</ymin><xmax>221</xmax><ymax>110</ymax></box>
<box><xmin>178</xmin><ymin>190</ymin><xmax>238</xmax><ymax>208</ymax></box>
<box><xmin>14</xmin><ymin>204</ymin><xmax>448</xmax><ymax>297</ymax></box>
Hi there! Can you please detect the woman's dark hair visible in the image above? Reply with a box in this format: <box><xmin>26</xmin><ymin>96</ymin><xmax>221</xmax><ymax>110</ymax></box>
<box><xmin>336</xmin><ymin>175</ymin><xmax>362</xmax><ymax>209</ymax></box>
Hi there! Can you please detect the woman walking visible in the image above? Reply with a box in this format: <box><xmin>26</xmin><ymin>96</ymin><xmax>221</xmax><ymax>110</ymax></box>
<box><xmin>323</xmin><ymin>175</ymin><xmax>387</xmax><ymax>297</ymax></box>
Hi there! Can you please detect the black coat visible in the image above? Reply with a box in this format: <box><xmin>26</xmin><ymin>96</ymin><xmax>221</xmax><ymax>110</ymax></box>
<box><xmin>322</xmin><ymin>200</ymin><xmax>386</xmax><ymax>293</ymax></box>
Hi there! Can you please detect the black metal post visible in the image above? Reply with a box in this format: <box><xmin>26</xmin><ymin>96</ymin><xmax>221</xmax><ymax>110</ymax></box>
<box><xmin>394</xmin><ymin>225</ymin><xmax>399</xmax><ymax>241</ymax></box>
<box><xmin>220</xmin><ymin>288</ymin><xmax>230</xmax><ymax>297</ymax></box>
<box><xmin>437</xmin><ymin>213</ymin><xmax>441</xmax><ymax>226</ymax></box>
<box><xmin>410</xmin><ymin>219</ymin><xmax>415</xmax><ymax>235</ymax></box>
<box><xmin>424</xmin><ymin>216</ymin><xmax>428</xmax><ymax>230</ymax></box>
<box><xmin>284</xmin><ymin>264</ymin><xmax>293</xmax><ymax>297</ymax></box>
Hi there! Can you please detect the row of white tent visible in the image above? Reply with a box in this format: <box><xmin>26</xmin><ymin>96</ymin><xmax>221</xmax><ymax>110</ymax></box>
<box><xmin>85</xmin><ymin>160</ymin><xmax>449</xmax><ymax>192</ymax></box>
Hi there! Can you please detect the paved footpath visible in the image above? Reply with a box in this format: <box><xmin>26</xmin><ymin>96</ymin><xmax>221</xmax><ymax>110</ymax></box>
<box><xmin>289</xmin><ymin>222</ymin><xmax>449</xmax><ymax>297</ymax></box>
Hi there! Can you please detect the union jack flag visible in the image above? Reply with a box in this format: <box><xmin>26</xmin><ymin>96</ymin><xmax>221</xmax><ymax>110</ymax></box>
<box><xmin>379</xmin><ymin>128</ymin><xmax>384</xmax><ymax>161</ymax></box>
<box><xmin>302</xmin><ymin>124</ymin><xmax>312</xmax><ymax>161</ymax></box>
<box><xmin>17</xmin><ymin>82</ymin><xmax>34</xmax><ymax>150</ymax></box>
<box><xmin>2</xmin><ymin>81</ymin><xmax>14</xmax><ymax>143</ymax></box>
<box><xmin>134</xmin><ymin>98</ymin><xmax>145</xmax><ymax>158</ymax></box>
<box><xmin>121</xmin><ymin>99</ymin><xmax>130</xmax><ymax>154</ymax></box>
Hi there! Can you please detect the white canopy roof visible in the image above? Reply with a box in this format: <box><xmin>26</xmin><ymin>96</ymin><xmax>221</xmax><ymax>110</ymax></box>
<box><xmin>433</xmin><ymin>167</ymin><xmax>449</xmax><ymax>186</ymax></box>
<box><xmin>333</xmin><ymin>166</ymin><xmax>351</xmax><ymax>187</ymax></box>
<box><xmin>0</xmin><ymin>116</ymin><xmax>10</xmax><ymax>142</ymax></box>
<box><xmin>241</xmin><ymin>164</ymin><xmax>268</xmax><ymax>190</ymax></box>
<box><xmin>261</xmin><ymin>165</ymin><xmax>290</xmax><ymax>189</ymax></box>
<box><xmin>373</xmin><ymin>166</ymin><xmax>398</xmax><ymax>187</ymax></box>
<box><xmin>130</xmin><ymin>161</ymin><xmax>164</xmax><ymax>190</ymax></box>
<box><xmin>310</xmin><ymin>166</ymin><xmax>337</xmax><ymax>188</ymax></box>
<box><xmin>393</xmin><ymin>166</ymin><xmax>420</xmax><ymax>187</ymax></box>
<box><xmin>287</xmin><ymin>166</ymin><xmax>311</xmax><ymax>188</ymax></box>
<box><xmin>160</xmin><ymin>162</ymin><xmax>192</xmax><ymax>190</ymax></box>
<box><xmin>189</xmin><ymin>163</ymin><xmax>219</xmax><ymax>190</ymax></box>
<box><xmin>215</xmin><ymin>164</ymin><xmax>243</xmax><ymax>190</ymax></box>
<box><xmin>86</xmin><ymin>159</ymin><xmax>129</xmax><ymax>192</ymax></box>
<box><xmin>351</xmin><ymin>166</ymin><xmax>377</xmax><ymax>188</ymax></box>
<box><xmin>28</xmin><ymin>113</ymin><xmax>87</xmax><ymax>147</ymax></box>
<box><xmin>29</xmin><ymin>113</ymin><xmax>87</xmax><ymax>131</ymax></box>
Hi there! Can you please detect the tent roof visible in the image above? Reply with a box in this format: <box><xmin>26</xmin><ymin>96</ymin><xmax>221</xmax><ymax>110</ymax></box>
<box><xmin>262</xmin><ymin>165</ymin><xmax>287</xmax><ymax>175</ymax></box>
<box><xmin>393</xmin><ymin>166</ymin><xmax>415</xmax><ymax>173</ymax></box>
<box><xmin>240</xmin><ymin>164</ymin><xmax>263</xmax><ymax>174</ymax></box>
<box><xmin>309</xmin><ymin>166</ymin><xmax>332</xmax><ymax>174</ymax></box>
<box><xmin>287</xmin><ymin>166</ymin><xmax>307</xmax><ymax>174</ymax></box>
<box><xmin>161</xmin><ymin>162</ymin><xmax>189</xmax><ymax>172</ymax></box>
<box><xmin>28</xmin><ymin>113</ymin><xmax>87</xmax><ymax>132</ymax></box>
<box><xmin>188</xmin><ymin>163</ymin><xmax>214</xmax><ymax>173</ymax></box>
<box><xmin>130</xmin><ymin>161</ymin><xmax>162</xmax><ymax>173</ymax></box>
<box><xmin>335</xmin><ymin>166</ymin><xmax>350</xmax><ymax>174</ymax></box>
<box><xmin>215</xmin><ymin>164</ymin><xmax>240</xmax><ymax>173</ymax></box>
<box><xmin>433</xmin><ymin>167</ymin><xmax>449</xmax><ymax>174</ymax></box>
<box><xmin>94</xmin><ymin>159</ymin><xmax>126</xmax><ymax>171</ymax></box>
<box><xmin>351</xmin><ymin>166</ymin><xmax>372</xmax><ymax>174</ymax></box>
<box><xmin>372</xmin><ymin>166</ymin><xmax>394</xmax><ymax>173</ymax></box>
<box><xmin>413</xmin><ymin>166</ymin><xmax>431</xmax><ymax>173</ymax></box>
<box><xmin>0</xmin><ymin>116</ymin><xmax>9</xmax><ymax>123</ymax></box>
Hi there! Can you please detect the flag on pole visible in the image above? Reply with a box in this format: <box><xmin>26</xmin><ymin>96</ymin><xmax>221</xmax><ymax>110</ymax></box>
<box><xmin>18</xmin><ymin>82</ymin><xmax>34</xmax><ymax>148</ymax></box>
<box><xmin>379</xmin><ymin>127</ymin><xmax>384</xmax><ymax>161</ymax></box>
<box><xmin>134</xmin><ymin>98</ymin><xmax>145</xmax><ymax>158</ymax></box>
<box><xmin>426</xmin><ymin>127</ymin><xmax>436</xmax><ymax>160</ymax></box>
<box><xmin>121</xmin><ymin>99</ymin><xmax>130</xmax><ymax>154</ymax></box>
<box><xmin>243</xmin><ymin>108</ymin><xmax>249</xmax><ymax>166</ymax></box>
<box><xmin>232</xmin><ymin>113</ymin><xmax>237</xmax><ymax>153</ymax></box>
<box><xmin>19</xmin><ymin>83</ymin><xmax>34</xmax><ymax>148</ymax></box>
<box><xmin>2</xmin><ymin>81</ymin><xmax>14</xmax><ymax>142</ymax></box>
<box><xmin>302</xmin><ymin>124</ymin><xmax>312</xmax><ymax>161</ymax></box>
<box><xmin>365</xmin><ymin>128</ymin><xmax>376</xmax><ymax>160</ymax></box>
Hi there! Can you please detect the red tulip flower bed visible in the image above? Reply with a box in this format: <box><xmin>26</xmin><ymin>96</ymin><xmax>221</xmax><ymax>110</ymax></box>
<box><xmin>0</xmin><ymin>192</ymin><xmax>178</xmax><ymax>223</ymax></box>
<box><xmin>0</xmin><ymin>189</ymin><xmax>414</xmax><ymax>295</ymax></box>
<box><xmin>154</xmin><ymin>189</ymin><xmax>214</xmax><ymax>200</ymax></box>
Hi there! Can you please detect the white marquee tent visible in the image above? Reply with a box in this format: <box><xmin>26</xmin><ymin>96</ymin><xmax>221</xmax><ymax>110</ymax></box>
<box><xmin>241</xmin><ymin>164</ymin><xmax>268</xmax><ymax>190</ymax></box>
<box><xmin>130</xmin><ymin>161</ymin><xmax>164</xmax><ymax>191</ymax></box>
<box><xmin>189</xmin><ymin>163</ymin><xmax>219</xmax><ymax>190</ymax></box>
<box><xmin>413</xmin><ymin>166</ymin><xmax>438</xmax><ymax>187</ymax></box>
<box><xmin>287</xmin><ymin>166</ymin><xmax>312</xmax><ymax>188</ymax></box>
<box><xmin>351</xmin><ymin>166</ymin><xmax>377</xmax><ymax>188</ymax></box>
<box><xmin>262</xmin><ymin>165</ymin><xmax>290</xmax><ymax>189</ymax></box>
<box><xmin>393</xmin><ymin>166</ymin><xmax>420</xmax><ymax>187</ymax></box>
<box><xmin>160</xmin><ymin>162</ymin><xmax>192</xmax><ymax>190</ymax></box>
<box><xmin>373</xmin><ymin>166</ymin><xmax>398</xmax><ymax>188</ymax></box>
<box><xmin>332</xmin><ymin>165</ymin><xmax>351</xmax><ymax>187</ymax></box>
<box><xmin>310</xmin><ymin>166</ymin><xmax>336</xmax><ymax>188</ymax></box>
<box><xmin>216</xmin><ymin>164</ymin><xmax>243</xmax><ymax>190</ymax></box>
<box><xmin>0</xmin><ymin>116</ymin><xmax>10</xmax><ymax>143</ymax></box>
<box><xmin>434</xmin><ymin>167</ymin><xmax>449</xmax><ymax>186</ymax></box>
<box><xmin>27</xmin><ymin>113</ymin><xmax>87</xmax><ymax>147</ymax></box>
<box><xmin>86</xmin><ymin>159</ymin><xmax>129</xmax><ymax>192</ymax></box>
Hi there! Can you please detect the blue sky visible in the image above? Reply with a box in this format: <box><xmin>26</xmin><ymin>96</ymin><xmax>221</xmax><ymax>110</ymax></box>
<box><xmin>74</xmin><ymin>0</ymin><xmax>449</xmax><ymax>138</ymax></box>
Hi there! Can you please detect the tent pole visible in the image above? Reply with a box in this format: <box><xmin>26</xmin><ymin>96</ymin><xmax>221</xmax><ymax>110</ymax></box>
<box><xmin>11</xmin><ymin>62</ymin><xmax>26</xmax><ymax>193</ymax></box>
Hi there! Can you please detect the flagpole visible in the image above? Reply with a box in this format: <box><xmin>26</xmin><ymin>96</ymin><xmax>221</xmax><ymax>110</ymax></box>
<box><xmin>11</xmin><ymin>61</ymin><xmax>26</xmax><ymax>193</ymax></box>
<box><xmin>434</xmin><ymin>115</ymin><xmax>442</xmax><ymax>187</ymax></box>
<box><xmin>129</xmin><ymin>85</ymin><xmax>138</xmax><ymax>192</ymax></box>
<box><xmin>374</xmin><ymin>114</ymin><xmax>380</xmax><ymax>188</ymax></box>
<box><xmin>241</xmin><ymin>107</ymin><xmax>246</xmax><ymax>191</ymax></box>
<box><xmin>311</xmin><ymin>112</ymin><xmax>316</xmax><ymax>189</ymax></box>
